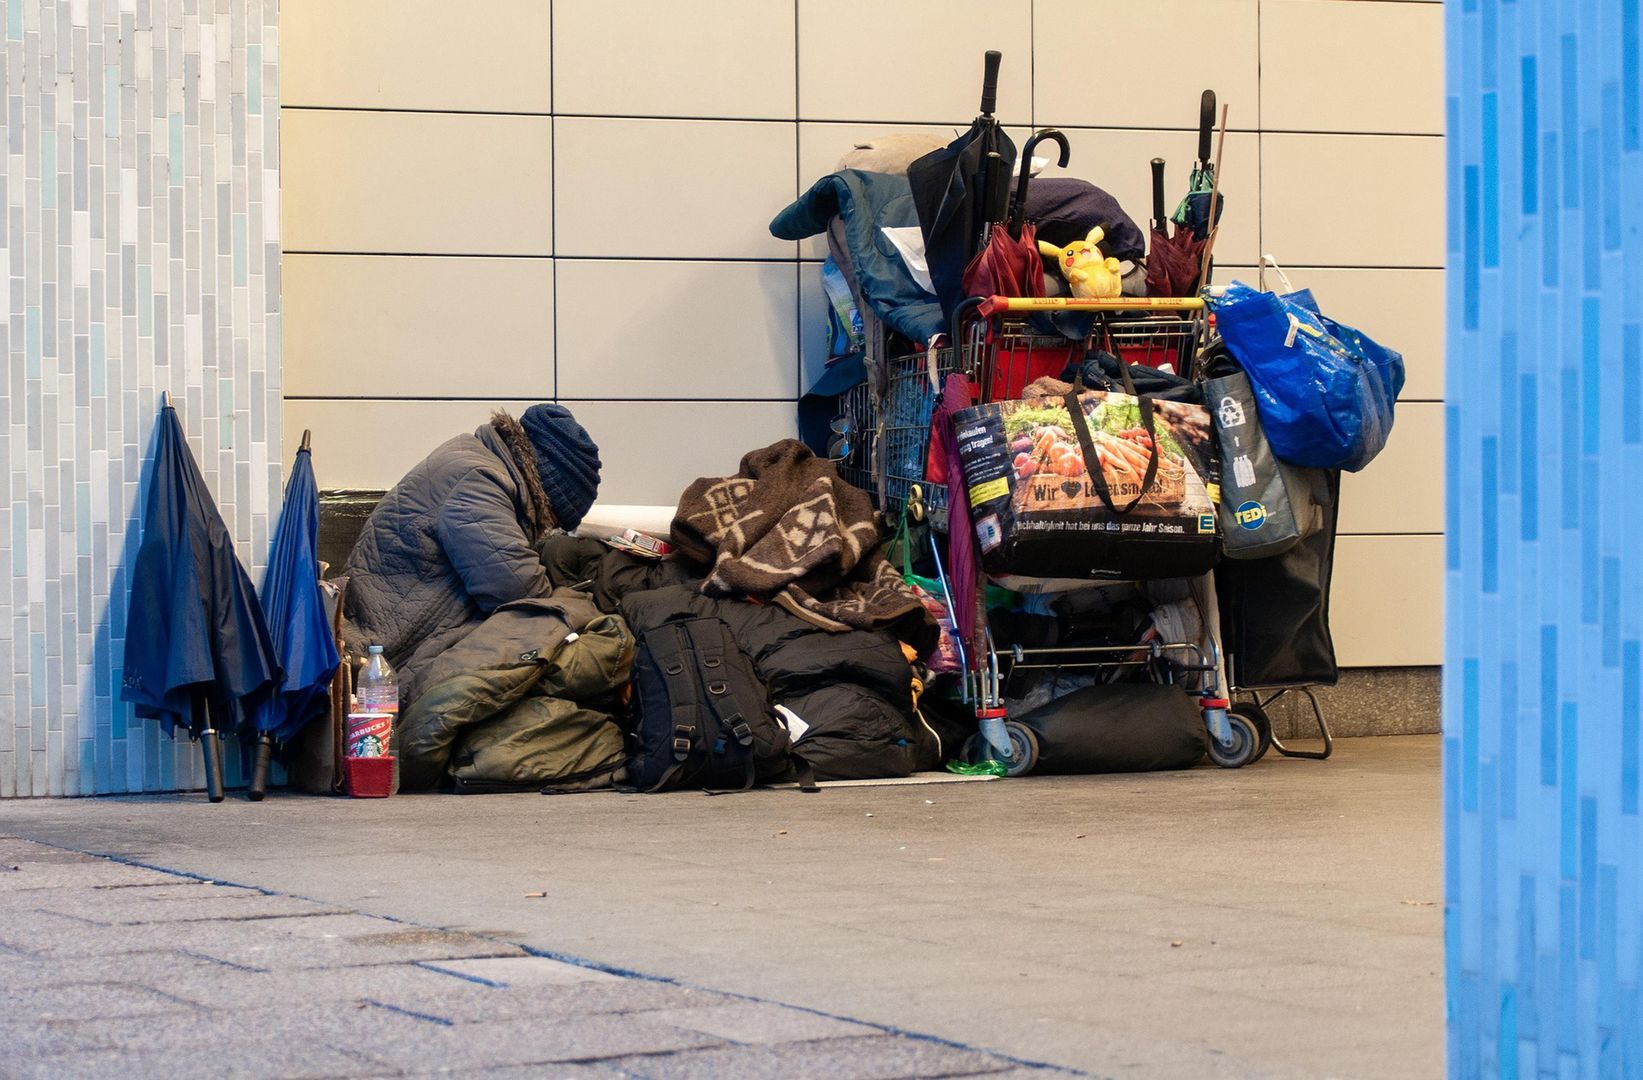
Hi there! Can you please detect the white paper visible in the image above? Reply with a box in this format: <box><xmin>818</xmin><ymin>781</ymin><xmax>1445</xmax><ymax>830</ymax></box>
<box><xmin>880</xmin><ymin>226</ymin><xmax>937</xmax><ymax>297</ymax></box>
<box><xmin>774</xmin><ymin>705</ymin><xmax>810</xmax><ymax>743</ymax></box>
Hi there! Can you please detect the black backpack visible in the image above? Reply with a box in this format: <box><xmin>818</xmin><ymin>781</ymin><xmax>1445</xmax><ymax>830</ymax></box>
<box><xmin>626</xmin><ymin>617</ymin><xmax>812</xmax><ymax>793</ymax></box>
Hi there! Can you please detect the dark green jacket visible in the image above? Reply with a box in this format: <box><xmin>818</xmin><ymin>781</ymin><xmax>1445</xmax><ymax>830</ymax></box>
<box><xmin>396</xmin><ymin>590</ymin><xmax>633</xmax><ymax>791</ymax></box>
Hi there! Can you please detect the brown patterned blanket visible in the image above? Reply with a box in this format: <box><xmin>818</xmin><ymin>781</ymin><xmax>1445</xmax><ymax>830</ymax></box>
<box><xmin>671</xmin><ymin>440</ymin><xmax>935</xmax><ymax>649</ymax></box>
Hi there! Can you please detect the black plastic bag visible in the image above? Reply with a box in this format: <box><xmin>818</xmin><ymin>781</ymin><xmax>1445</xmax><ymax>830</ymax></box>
<box><xmin>1017</xmin><ymin>682</ymin><xmax>1208</xmax><ymax>774</ymax></box>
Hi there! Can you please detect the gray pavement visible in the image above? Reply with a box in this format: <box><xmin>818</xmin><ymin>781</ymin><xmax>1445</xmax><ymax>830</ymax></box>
<box><xmin>0</xmin><ymin>734</ymin><xmax>1442</xmax><ymax>1079</ymax></box>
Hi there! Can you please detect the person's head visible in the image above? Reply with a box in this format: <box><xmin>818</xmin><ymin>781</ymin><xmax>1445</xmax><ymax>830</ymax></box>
<box><xmin>518</xmin><ymin>404</ymin><xmax>601</xmax><ymax>532</ymax></box>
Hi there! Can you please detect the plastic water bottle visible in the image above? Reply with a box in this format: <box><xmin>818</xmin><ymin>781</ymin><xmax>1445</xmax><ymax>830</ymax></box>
<box><xmin>358</xmin><ymin>645</ymin><xmax>398</xmax><ymax>715</ymax></box>
<box><xmin>351</xmin><ymin>646</ymin><xmax>398</xmax><ymax>758</ymax></box>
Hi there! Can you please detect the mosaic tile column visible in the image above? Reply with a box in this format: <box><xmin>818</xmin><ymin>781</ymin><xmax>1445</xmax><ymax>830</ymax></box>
<box><xmin>0</xmin><ymin>0</ymin><xmax>281</xmax><ymax>796</ymax></box>
<box><xmin>1448</xmin><ymin>1</ymin><xmax>1643</xmax><ymax>1073</ymax></box>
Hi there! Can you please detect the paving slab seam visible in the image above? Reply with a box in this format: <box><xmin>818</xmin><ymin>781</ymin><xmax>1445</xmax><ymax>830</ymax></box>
<box><xmin>19</xmin><ymin>836</ymin><xmax>1099</xmax><ymax>1079</ymax></box>
<box><xmin>412</xmin><ymin>960</ymin><xmax>510</xmax><ymax>988</ymax></box>
<box><xmin>363</xmin><ymin>999</ymin><xmax>459</xmax><ymax>1026</ymax></box>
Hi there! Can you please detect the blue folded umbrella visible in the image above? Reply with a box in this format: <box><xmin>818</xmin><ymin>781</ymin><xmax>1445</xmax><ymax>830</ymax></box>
<box><xmin>122</xmin><ymin>397</ymin><xmax>280</xmax><ymax>800</ymax></box>
<box><xmin>253</xmin><ymin>437</ymin><xmax>340</xmax><ymax>743</ymax></box>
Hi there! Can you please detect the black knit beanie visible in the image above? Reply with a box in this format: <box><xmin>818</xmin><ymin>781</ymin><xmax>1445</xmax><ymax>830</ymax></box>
<box><xmin>518</xmin><ymin>404</ymin><xmax>601</xmax><ymax>532</ymax></box>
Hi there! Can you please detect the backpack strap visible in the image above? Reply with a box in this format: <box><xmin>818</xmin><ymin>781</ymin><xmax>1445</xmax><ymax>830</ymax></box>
<box><xmin>646</xmin><ymin>622</ymin><xmax>704</xmax><ymax>794</ymax></box>
<box><xmin>686</xmin><ymin>619</ymin><xmax>759</xmax><ymax>794</ymax></box>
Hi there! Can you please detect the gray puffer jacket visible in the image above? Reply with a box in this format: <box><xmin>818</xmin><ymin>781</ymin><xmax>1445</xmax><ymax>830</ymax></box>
<box><xmin>343</xmin><ymin>412</ymin><xmax>557</xmax><ymax>707</ymax></box>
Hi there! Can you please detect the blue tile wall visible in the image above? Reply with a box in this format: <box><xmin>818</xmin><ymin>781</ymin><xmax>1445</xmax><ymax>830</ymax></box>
<box><xmin>0</xmin><ymin>1</ymin><xmax>281</xmax><ymax>796</ymax></box>
<box><xmin>1448</xmin><ymin>1</ymin><xmax>1643</xmax><ymax>1073</ymax></box>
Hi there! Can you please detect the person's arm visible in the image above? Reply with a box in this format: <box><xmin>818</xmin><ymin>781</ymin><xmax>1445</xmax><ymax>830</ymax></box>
<box><xmin>435</xmin><ymin>468</ymin><xmax>551</xmax><ymax>612</ymax></box>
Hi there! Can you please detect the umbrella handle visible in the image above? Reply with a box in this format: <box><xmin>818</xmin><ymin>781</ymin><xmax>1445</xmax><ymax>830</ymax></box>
<box><xmin>248</xmin><ymin>733</ymin><xmax>274</xmax><ymax>801</ymax></box>
<box><xmin>1198</xmin><ymin>90</ymin><xmax>1217</xmax><ymax>164</ymax></box>
<box><xmin>1009</xmin><ymin>129</ymin><xmax>1070</xmax><ymax>240</ymax></box>
<box><xmin>1151</xmin><ymin>158</ymin><xmax>1167</xmax><ymax>231</ymax></box>
<box><xmin>201</xmin><ymin>728</ymin><xmax>226</xmax><ymax>803</ymax></box>
<box><xmin>980</xmin><ymin>50</ymin><xmax>1001</xmax><ymax>115</ymax></box>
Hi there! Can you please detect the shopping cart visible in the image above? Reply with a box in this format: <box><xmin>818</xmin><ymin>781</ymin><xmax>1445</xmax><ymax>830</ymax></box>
<box><xmin>923</xmin><ymin>294</ymin><xmax>1267</xmax><ymax>774</ymax></box>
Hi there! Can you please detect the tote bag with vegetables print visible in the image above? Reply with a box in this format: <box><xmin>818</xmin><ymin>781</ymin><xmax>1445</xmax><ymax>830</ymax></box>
<box><xmin>954</xmin><ymin>374</ymin><xmax>1221</xmax><ymax>580</ymax></box>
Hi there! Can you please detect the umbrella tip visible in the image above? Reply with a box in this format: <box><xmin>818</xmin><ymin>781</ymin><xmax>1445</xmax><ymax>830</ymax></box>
<box><xmin>160</xmin><ymin>389</ymin><xmax>169</xmax><ymax>408</ymax></box>
<box><xmin>300</xmin><ymin>429</ymin><xmax>312</xmax><ymax>452</ymax></box>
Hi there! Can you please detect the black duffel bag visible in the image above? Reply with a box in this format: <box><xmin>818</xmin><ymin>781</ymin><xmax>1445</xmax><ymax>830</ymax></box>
<box><xmin>1017</xmin><ymin>682</ymin><xmax>1208</xmax><ymax>774</ymax></box>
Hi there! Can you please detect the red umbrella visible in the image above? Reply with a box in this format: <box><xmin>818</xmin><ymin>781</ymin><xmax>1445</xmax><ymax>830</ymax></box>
<box><xmin>1145</xmin><ymin>157</ymin><xmax>1204</xmax><ymax>298</ymax></box>
<box><xmin>962</xmin><ymin>220</ymin><xmax>1046</xmax><ymax>302</ymax></box>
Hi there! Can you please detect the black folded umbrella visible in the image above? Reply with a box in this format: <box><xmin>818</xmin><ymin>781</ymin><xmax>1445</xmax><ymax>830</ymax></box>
<box><xmin>907</xmin><ymin>50</ymin><xmax>1017</xmax><ymax>325</ymax></box>
<box><xmin>121</xmin><ymin>394</ymin><xmax>279</xmax><ymax>802</ymax></box>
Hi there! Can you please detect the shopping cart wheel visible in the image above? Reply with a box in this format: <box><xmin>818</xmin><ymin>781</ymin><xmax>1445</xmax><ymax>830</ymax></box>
<box><xmin>1206</xmin><ymin>711</ymin><xmax>1262</xmax><ymax>769</ymax></box>
<box><xmin>960</xmin><ymin>722</ymin><xmax>1039</xmax><ymax>777</ymax></box>
<box><xmin>1229</xmin><ymin>703</ymin><xmax>1273</xmax><ymax>765</ymax></box>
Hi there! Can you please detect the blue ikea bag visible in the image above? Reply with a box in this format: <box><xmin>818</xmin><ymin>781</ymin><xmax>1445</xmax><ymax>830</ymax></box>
<box><xmin>1212</xmin><ymin>280</ymin><xmax>1404</xmax><ymax>472</ymax></box>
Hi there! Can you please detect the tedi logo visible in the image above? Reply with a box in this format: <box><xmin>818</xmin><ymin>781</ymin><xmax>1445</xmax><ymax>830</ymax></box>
<box><xmin>1234</xmin><ymin>500</ymin><xmax>1267</xmax><ymax>530</ymax></box>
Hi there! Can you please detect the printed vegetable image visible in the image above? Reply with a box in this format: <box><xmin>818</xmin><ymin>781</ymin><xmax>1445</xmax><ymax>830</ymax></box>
<box><xmin>1004</xmin><ymin>395</ymin><xmax>1190</xmax><ymax>495</ymax></box>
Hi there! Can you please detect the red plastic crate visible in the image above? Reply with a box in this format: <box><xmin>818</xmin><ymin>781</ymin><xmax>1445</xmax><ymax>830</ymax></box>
<box><xmin>344</xmin><ymin>755</ymin><xmax>394</xmax><ymax>798</ymax></box>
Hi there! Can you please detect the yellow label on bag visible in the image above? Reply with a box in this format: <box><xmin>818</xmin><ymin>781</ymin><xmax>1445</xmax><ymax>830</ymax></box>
<box><xmin>969</xmin><ymin>477</ymin><xmax>1010</xmax><ymax>506</ymax></box>
<box><xmin>1206</xmin><ymin>482</ymin><xmax>1220</xmax><ymax>504</ymax></box>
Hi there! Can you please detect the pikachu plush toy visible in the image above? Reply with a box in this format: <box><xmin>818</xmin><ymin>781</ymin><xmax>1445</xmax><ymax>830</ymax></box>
<box><xmin>1039</xmin><ymin>225</ymin><xmax>1125</xmax><ymax>299</ymax></box>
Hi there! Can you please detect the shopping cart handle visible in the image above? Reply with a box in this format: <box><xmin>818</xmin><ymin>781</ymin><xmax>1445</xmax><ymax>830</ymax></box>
<box><xmin>978</xmin><ymin>295</ymin><xmax>1207</xmax><ymax>316</ymax></box>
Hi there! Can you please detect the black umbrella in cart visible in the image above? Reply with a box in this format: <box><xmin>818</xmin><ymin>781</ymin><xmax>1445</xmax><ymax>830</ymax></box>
<box><xmin>247</xmin><ymin>430</ymin><xmax>339</xmax><ymax>801</ymax></box>
<box><xmin>121</xmin><ymin>393</ymin><xmax>279</xmax><ymax>802</ymax></box>
<box><xmin>908</xmin><ymin>50</ymin><xmax>1017</xmax><ymax>325</ymax></box>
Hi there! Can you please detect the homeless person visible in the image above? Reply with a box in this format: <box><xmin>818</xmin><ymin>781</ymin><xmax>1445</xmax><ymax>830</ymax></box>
<box><xmin>342</xmin><ymin>405</ymin><xmax>602</xmax><ymax>708</ymax></box>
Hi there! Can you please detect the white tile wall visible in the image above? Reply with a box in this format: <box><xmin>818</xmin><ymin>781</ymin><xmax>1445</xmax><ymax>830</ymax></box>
<box><xmin>282</xmin><ymin>112</ymin><xmax>555</xmax><ymax>256</ymax></box>
<box><xmin>283</xmin><ymin>0</ymin><xmax>553</xmax><ymax>113</ymax></box>
<box><xmin>284</xmin><ymin>399</ymin><xmax>533</xmax><ymax>489</ymax></box>
<box><xmin>1331</xmin><ymin>535</ymin><xmax>1444</xmax><ymax>667</ymax></box>
<box><xmin>282</xmin><ymin>0</ymin><xmax>1445</xmax><ymax>668</ymax></box>
<box><xmin>284</xmin><ymin>256</ymin><xmax>554</xmax><ymax>399</ymax></box>
<box><xmin>1034</xmin><ymin>0</ymin><xmax>1261</xmax><ymax>131</ymax></box>
<box><xmin>1261</xmin><ymin>133</ymin><xmax>1445</xmax><ymax>267</ymax></box>
<box><xmin>1260</xmin><ymin>0</ymin><xmax>1443</xmax><ymax>135</ymax></box>
<box><xmin>554</xmin><ymin>0</ymin><xmax>795</xmax><ymax>119</ymax></box>
<box><xmin>553</xmin><ymin>118</ymin><xmax>796</xmax><ymax>259</ymax></box>
<box><xmin>556</xmin><ymin>261</ymin><xmax>799</xmax><ymax>401</ymax></box>
<box><xmin>796</xmin><ymin>0</ymin><xmax>1034</xmax><ymax>125</ymax></box>
<box><xmin>1339</xmin><ymin>401</ymin><xmax>1443</xmax><ymax>536</ymax></box>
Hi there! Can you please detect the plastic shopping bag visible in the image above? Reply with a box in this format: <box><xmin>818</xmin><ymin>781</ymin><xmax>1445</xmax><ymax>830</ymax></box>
<box><xmin>1212</xmin><ymin>279</ymin><xmax>1404</xmax><ymax>472</ymax></box>
<box><xmin>1203</xmin><ymin>369</ymin><xmax>1328</xmax><ymax>559</ymax></box>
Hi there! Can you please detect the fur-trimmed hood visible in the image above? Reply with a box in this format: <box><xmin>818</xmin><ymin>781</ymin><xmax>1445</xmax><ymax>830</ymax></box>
<box><xmin>487</xmin><ymin>410</ymin><xmax>557</xmax><ymax>538</ymax></box>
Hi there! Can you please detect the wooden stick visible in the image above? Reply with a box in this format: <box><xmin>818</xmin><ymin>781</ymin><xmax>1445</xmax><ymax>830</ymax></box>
<box><xmin>1197</xmin><ymin>103</ymin><xmax>1231</xmax><ymax>289</ymax></box>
